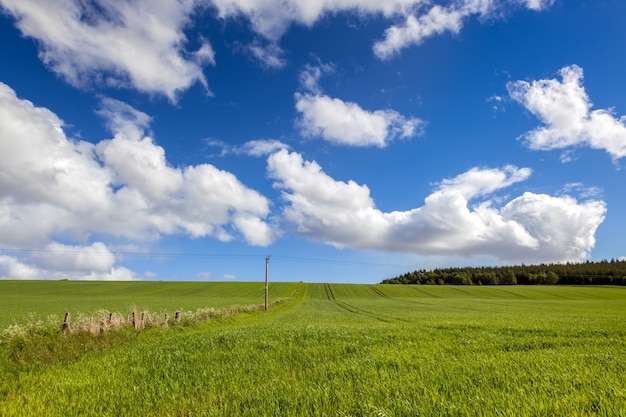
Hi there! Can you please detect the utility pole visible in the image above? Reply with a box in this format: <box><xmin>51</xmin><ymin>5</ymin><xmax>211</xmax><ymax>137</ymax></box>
<box><xmin>265</xmin><ymin>255</ymin><xmax>270</xmax><ymax>311</ymax></box>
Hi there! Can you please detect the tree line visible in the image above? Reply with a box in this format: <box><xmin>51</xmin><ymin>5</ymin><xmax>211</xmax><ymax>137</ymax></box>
<box><xmin>381</xmin><ymin>259</ymin><xmax>626</xmax><ymax>286</ymax></box>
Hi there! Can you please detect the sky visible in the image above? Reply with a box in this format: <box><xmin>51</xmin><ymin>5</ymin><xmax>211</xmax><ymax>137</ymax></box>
<box><xmin>0</xmin><ymin>0</ymin><xmax>625</xmax><ymax>284</ymax></box>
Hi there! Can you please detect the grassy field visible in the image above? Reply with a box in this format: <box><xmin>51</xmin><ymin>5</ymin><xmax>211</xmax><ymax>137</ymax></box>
<box><xmin>1</xmin><ymin>283</ymin><xmax>625</xmax><ymax>416</ymax></box>
<box><xmin>0</xmin><ymin>280</ymin><xmax>298</xmax><ymax>329</ymax></box>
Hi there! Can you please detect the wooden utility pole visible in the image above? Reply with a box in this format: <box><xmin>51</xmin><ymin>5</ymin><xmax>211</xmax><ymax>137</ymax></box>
<box><xmin>265</xmin><ymin>255</ymin><xmax>270</xmax><ymax>310</ymax></box>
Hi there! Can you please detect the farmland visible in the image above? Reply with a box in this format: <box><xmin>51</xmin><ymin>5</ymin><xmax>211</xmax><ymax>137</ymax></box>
<box><xmin>0</xmin><ymin>280</ymin><xmax>299</xmax><ymax>329</ymax></box>
<box><xmin>1</xmin><ymin>283</ymin><xmax>625</xmax><ymax>416</ymax></box>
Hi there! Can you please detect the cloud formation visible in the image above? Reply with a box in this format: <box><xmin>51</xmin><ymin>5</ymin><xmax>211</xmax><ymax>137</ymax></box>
<box><xmin>0</xmin><ymin>0</ymin><xmax>556</xmax><ymax>100</ymax></box>
<box><xmin>508</xmin><ymin>65</ymin><xmax>626</xmax><ymax>160</ymax></box>
<box><xmin>211</xmin><ymin>0</ymin><xmax>553</xmax><ymax>50</ymax></box>
<box><xmin>267</xmin><ymin>149</ymin><xmax>606</xmax><ymax>263</ymax></box>
<box><xmin>295</xmin><ymin>94</ymin><xmax>422</xmax><ymax>147</ymax></box>
<box><xmin>0</xmin><ymin>0</ymin><xmax>212</xmax><ymax>101</ymax></box>
<box><xmin>295</xmin><ymin>64</ymin><xmax>423</xmax><ymax>147</ymax></box>
<box><xmin>205</xmin><ymin>138</ymin><xmax>289</xmax><ymax>157</ymax></box>
<box><xmin>373</xmin><ymin>0</ymin><xmax>554</xmax><ymax>59</ymax></box>
<box><xmin>0</xmin><ymin>243</ymin><xmax>136</xmax><ymax>281</ymax></box>
<box><xmin>0</xmin><ymin>82</ymin><xmax>275</xmax><ymax>278</ymax></box>
<box><xmin>247</xmin><ymin>41</ymin><xmax>287</xmax><ymax>69</ymax></box>
<box><xmin>210</xmin><ymin>0</ymin><xmax>418</xmax><ymax>41</ymax></box>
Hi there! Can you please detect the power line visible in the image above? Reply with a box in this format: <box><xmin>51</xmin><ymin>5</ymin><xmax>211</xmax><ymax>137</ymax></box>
<box><xmin>1</xmin><ymin>248</ymin><xmax>417</xmax><ymax>269</ymax></box>
<box><xmin>271</xmin><ymin>255</ymin><xmax>416</xmax><ymax>269</ymax></box>
<box><xmin>1</xmin><ymin>248</ymin><xmax>260</xmax><ymax>259</ymax></box>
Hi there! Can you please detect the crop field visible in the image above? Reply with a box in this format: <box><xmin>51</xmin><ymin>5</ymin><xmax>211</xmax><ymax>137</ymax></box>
<box><xmin>1</xmin><ymin>283</ymin><xmax>625</xmax><ymax>416</ymax></box>
<box><xmin>0</xmin><ymin>280</ymin><xmax>298</xmax><ymax>329</ymax></box>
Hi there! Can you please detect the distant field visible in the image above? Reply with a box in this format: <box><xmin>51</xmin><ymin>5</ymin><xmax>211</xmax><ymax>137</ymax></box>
<box><xmin>1</xmin><ymin>283</ymin><xmax>625</xmax><ymax>416</ymax></box>
<box><xmin>0</xmin><ymin>280</ymin><xmax>298</xmax><ymax>329</ymax></box>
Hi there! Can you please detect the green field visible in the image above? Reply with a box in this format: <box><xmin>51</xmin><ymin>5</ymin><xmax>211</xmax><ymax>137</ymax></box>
<box><xmin>0</xmin><ymin>280</ymin><xmax>298</xmax><ymax>329</ymax></box>
<box><xmin>1</xmin><ymin>283</ymin><xmax>625</xmax><ymax>416</ymax></box>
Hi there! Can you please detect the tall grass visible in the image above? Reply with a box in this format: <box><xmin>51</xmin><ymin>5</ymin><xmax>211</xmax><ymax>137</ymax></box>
<box><xmin>1</xmin><ymin>284</ymin><xmax>625</xmax><ymax>416</ymax></box>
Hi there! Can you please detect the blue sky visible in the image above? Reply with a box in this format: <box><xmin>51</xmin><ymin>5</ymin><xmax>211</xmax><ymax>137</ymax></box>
<box><xmin>0</xmin><ymin>0</ymin><xmax>625</xmax><ymax>284</ymax></box>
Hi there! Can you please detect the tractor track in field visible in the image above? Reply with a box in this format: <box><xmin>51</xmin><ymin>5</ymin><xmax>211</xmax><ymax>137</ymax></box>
<box><xmin>368</xmin><ymin>285</ymin><xmax>389</xmax><ymax>298</ymax></box>
<box><xmin>323</xmin><ymin>284</ymin><xmax>410</xmax><ymax>323</ymax></box>
<box><xmin>324</xmin><ymin>283</ymin><xmax>336</xmax><ymax>301</ymax></box>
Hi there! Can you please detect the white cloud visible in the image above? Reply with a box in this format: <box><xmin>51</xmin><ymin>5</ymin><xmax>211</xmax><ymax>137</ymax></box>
<box><xmin>523</xmin><ymin>0</ymin><xmax>554</xmax><ymax>11</ymax></box>
<box><xmin>0</xmin><ymin>0</ymin><xmax>555</xmax><ymax>93</ymax></box>
<box><xmin>96</xmin><ymin>101</ymin><xmax>184</xmax><ymax>202</ymax></box>
<box><xmin>239</xmin><ymin>139</ymin><xmax>290</xmax><ymax>157</ymax></box>
<box><xmin>0</xmin><ymin>0</ymin><xmax>211</xmax><ymax>101</ymax></box>
<box><xmin>0</xmin><ymin>255</ymin><xmax>39</xmax><ymax>280</ymax></box>
<box><xmin>296</xmin><ymin>94</ymin><xmax>423</xmax><ymax>147</ymax></box>
<box><xmin>299</xmin><ymin>61</ymin><xmax>335</xmax><ymax>95</ymax></box>
<box><xmin>373</xmin><ymin>0</ymin><xmax>553</xmax><ymax>60</ymax></box>
<box><xmin>0</xmin><ymin>83</ymin><xmax>113</xmax><ymax>246</ymax></box>
<box><xmin>373</xmin><ymin>3</ymin><xmax>468</xmax><ymax>60</ymax></box>
<box><xmin>212</xmin><ymin>139</ymin><xmax>290</xmax><ymax>157</ymax></box>
<box><xmin>559</xmin><ymin>183</ymin><xmax>603</xmax><ymax>200</ymax></box>
<box><xmin>247</xmin><ymin>41</ymin><xmax>287</xmax><ymax>69</ymax></box>
<box><xmin>267</xmin><ymin>149</ymin><xmax>606</xmax><ymax>263</ymax></box>
<box><xmin>32</xmin><ymin>242</ymin><xmax>116</xmax><ymax>273</ymax></box>
<box><xmin>210</xmin><ymin>0</ymin><xmax>419</xmax><ymax>41</ymax></box>
<box><xmin>0</xmin><ymin>243</ymin><xmax>137</xmax><ymax>280</ymax></box>
<box><xmin>0</xmin><ymin>81</ymin><xmax>277</xmax><ymax>278</ymax></box>
<box><xmin>295</xmin><ymin>63</ymin><xmax>423</xmax><ymax>147</ymax></box>
<box><xmin>85</xmin><ymin>266</ymin><xmax>136</xmax><ymax>281</ymax></box>
<box><xmin>508</xmin><ymin>65</ymin><xmax>626</xmax><ymax>160</ymax></box>
<box><xmin>500</xmin><ymin>192</ymin><xmax>605</xmax><ymax>262</ymax></box>
<box><xmin>488</xmin><ymin>94</ymin><xmax>505</xmax><ymax>113</ymax></box>
<box><xmin>196</xmin><ymin>271</ymin><xmax>212</xmax><ymax>280</ymax></box>
<box><xmin>209</xmin><ymin>0</ymin><xmax>553</xmax><ymax>61</ymax></box>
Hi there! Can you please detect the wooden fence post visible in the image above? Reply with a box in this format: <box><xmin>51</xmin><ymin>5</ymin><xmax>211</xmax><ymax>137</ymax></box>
<box><xmin>62</xmin><ymin>312</ymin><xmax>72</xmax><ymax>335</ymax></box>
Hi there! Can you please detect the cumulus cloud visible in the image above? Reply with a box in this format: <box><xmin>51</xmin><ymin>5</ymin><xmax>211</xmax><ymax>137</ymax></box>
<box><xmin>0</xmin><ymin>81</ymin><xmax>276</xmax><ymax>278</ymax></box>
<box><xmin>96</xmin><ymin>101</ymin><xmax>184</xmax><ymax>202</ymax></box>
<box><xmin>295</xmin><ymin>64</ymin><xmax>423</xmax><ymax>147</ymax></box>
<box><xmin>267</xmin><ymin>149</ymin><xmax>606</xmax><ymax>263</ymax></box>
<box><xmin>296</xmin><ymin>94</ymin><xmax>423</xmax><ymax>147</ymax></box>
<box><xmin>373</xmin><ymin>0</ymin><xmax>554</xmax><ymax>60</ymax></box>
<box><xmin>210</xmin><ymin>0</ymin><xmax>418</xmax><ymax>41</ymax></box>
<box><xmin>508</xmin><ymin>65</ymin><xmax>626</xmax><ymax>160</ymax></box>
<box><xmin>0</xmin><ymin>0</ymin><xmax>212</xmax><ymax>101</ymax></box>
<box><xmin>31</xmin><ymin>242</ymin><xmax>116</xmax><ymax>273</ymax></box>
<box><xmin>0</xmin><ymin>255</ymin><xmax>40</xmax><ymax>280</ymax></box>
<box><xmin>0</xmin><ymin>243</ymin><xmax>136</xmax><ymax>281</ymax></box>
